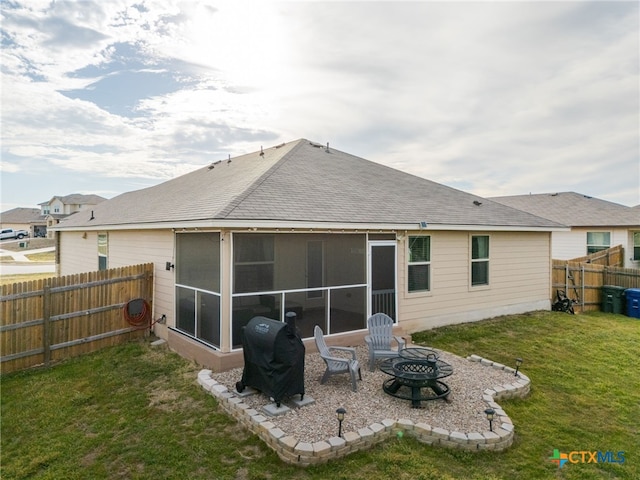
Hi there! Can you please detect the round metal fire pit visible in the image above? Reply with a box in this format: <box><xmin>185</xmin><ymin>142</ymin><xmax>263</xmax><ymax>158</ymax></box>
<box><xmin>379</xmin><ymin>350</ymin><xmax>453</xmax><ymax>407</ymax></box>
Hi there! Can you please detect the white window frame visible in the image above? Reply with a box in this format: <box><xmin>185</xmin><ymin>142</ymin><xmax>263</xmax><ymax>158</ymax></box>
<box><xmin>586</xmin><ymin>231</ymin><xmax>611</xmax><ymax>255</ymax></box>
<box><xmin>98</xmin><ymin>233</ymin><xmax>108</xmax><ymax>271</ymax></box>
<box><xmin>407</xmin><ymin>235</ymin><xmax>431</xmax><ymax>294</ymax></box>
<box><xmin>470</xmin><ymin>234</ymin><xmax>490</xmax><ymax>288</ymax></box>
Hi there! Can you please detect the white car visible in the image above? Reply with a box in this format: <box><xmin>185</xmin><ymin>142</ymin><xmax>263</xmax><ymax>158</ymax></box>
<box><xmin>0</xmin><ymin>228</ymin><xmax>30</xmax><ymax>240</ymax></box>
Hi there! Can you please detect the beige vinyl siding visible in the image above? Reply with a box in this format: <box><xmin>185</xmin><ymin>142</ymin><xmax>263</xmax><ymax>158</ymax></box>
<box><xmin>398</xmin><ymin>230</ymin><xmax>551</xmax><ymax>333</ymax></box>
<box><xmin>0</xmin><ymin>222</ymin><xmax>31</xmax><ymax>231</ymax></box>
<box><xmin>100</xmin><ymin>230</ymin><xmax>175</xmax><ymax>340</ymax></box>
<box><xmin>58</xmin><ymin>231</ymin><xmax>102</xmax><ymax>274</ymax></box>
<box><xmin>58</xmin><ymin>229</ymin><xmax>175</xmax><ymax>340</ymax></box>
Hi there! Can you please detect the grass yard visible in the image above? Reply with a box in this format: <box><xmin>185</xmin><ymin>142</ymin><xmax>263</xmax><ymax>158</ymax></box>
<box><xmin>0</xmin><ymin>272</ymin><xmax>56</xmax><ymax>285</ymax></box>
<box><xmin>24</xmin><ymin>251</ymin><xmax>55</xmax><ymax>262</ymax></box>
<box><xmin>1</xmin><ymin>311</ymin><xmax>638</xmax><ymax>479</ymax></box>
<box><xmin>0</xmin><ymin>239</ymin><xmax>55</xmax><ymax>251</ymax></box>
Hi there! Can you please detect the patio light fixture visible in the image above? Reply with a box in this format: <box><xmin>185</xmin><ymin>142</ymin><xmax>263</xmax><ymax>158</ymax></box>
<box><xmin>514</xmin><ymin>357</ymin><xmax>523</xmax><ymax>377</ymax></box>
<box><xmin>336</xmin><ymin>407</ymin><xmax>346</xmax><ymax>438</ymax></box>
<box><xmin>484</xmin><ymin>408</ymin><xmax>495</xmax><ymax>432</ymax></box>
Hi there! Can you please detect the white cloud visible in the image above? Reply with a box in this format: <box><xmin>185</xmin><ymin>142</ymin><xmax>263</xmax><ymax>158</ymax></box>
<box><xmin>1</xmin><ymin>0</ymin><xmax>638</xmax><ymax>211</ymax></box>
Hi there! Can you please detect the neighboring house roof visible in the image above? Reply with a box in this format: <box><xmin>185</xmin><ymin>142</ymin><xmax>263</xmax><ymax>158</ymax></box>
<box><xmin>39</xmin><ymin>194</ymin><xmax>107</xmax><ymax>206</ymax></box>
<box><xmin>0</xmin><ymin>207</ymin><xmax>43</xmax><ymax>223</ymax></box>
<box><xmin>56</xmin><ymin>139</ymin><xmax>564</xmax><ymax>231</ymax></box>
<box><xmin>47</xmin><ymin>213</ymin><xmax>72</xmax><ymax>220</ymax></box>
<box><xmin>490</xmin><ymin>192</ymin><xmax>639</xmax><ymax>228</ymax></box>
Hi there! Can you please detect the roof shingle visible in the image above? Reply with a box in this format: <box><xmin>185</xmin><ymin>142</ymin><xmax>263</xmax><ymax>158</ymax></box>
<box><xmin>490</xmin><ymin>192</ymin><xmax>639</xmax><ymax>227</ymax></box>
<box><xmin>57</xmin><ymin>139</ymin><xmax>564</xmax><ymax>230</ymax></box>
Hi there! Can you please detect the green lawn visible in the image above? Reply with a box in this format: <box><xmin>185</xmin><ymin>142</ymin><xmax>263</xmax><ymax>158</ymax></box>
<box><xmin>0</xmin><ymin>272</ymin><xmax>56</xmax><ymax>285</ymax></box>
<box><xmin>1</xmin><ymin>311</ymin><xmax>638</xmax><ymax>479</ymax></box>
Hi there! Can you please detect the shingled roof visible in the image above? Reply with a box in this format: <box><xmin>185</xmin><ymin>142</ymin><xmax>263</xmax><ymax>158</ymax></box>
<box><xmin>490</xmin><ymin>192</ymin><xmax>639</xmax><ymax>227</ymax></box>
<box><xmin>56</xmin><ymin>139</ymin><xmax>564</xmax><ymax>231</ymax></box>
<box><xmin>39</xmin><ymin>194</ymin><xmax>107</xmax><ymax>206</ymax></box>
<box><xmin>0</xmin><ymin>207</ymin><xmax>43</xmax><ymax>223</ymax></box>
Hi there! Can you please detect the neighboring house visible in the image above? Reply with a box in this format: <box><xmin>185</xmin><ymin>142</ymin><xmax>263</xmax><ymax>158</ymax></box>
<box><xmin>0</xmin><ymin>207</ymin><xmax>46</xmax><ymax>237</ymax></box>
<box><xmin>40</xmin><ymin>194</ymin><xmax>107</xmax><ymax>238</ymax></box>
<box><xmin>491</xmin><ymin>192</ymin><xmax>640</xmax><ymax>268</ymax></box>
<box><xmin>53</xmin><ymin>139</ymin><xmax>565</xmax><ymax>371</ymax></box>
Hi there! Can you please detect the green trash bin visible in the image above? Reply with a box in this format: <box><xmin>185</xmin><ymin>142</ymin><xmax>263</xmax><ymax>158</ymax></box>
<box><xmin>601</xmin><ymin>285</ymin><xmax>626</xmax><ymax>314</ymax></box>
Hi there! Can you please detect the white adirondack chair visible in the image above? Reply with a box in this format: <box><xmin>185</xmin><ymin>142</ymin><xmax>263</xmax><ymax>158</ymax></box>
<box><xmin>314</xmin><ymin>325</ymin><xmax>361</xmax><ymax>392</ymax></box>
<box><xmin>364</xmin><ymin>313</ymin><xmax>406</xmax><ymax>371</ymax></box>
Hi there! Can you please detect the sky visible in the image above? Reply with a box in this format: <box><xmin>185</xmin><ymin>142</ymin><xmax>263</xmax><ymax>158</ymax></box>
<box><xmin>1</xmin><ymin>0</ymin><xmax>639</xmax><ymax>213</ymax></box>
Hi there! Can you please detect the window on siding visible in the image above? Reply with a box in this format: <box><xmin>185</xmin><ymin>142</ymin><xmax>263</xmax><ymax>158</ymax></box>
<box><xmin>586</xmin><ymin>232</ymin><xmax>610</xmax><ymax>254</ymax></box>
<box><xmin>471</xmin><ymin>235</ymin><xmax>489</xmax><ymax>286</ymax></box>
<box><xmin>98</xmin><ymin>233</ymin><xmax>108</xmax><ymax>271</ymax></box>
<box><xmin>408</xmin><ymin>236</ymin><xmax>430</xmax><ymax>292</ymax></box>
<box><xmin>634</xmin><ymin>232</ymin><xmax>640</xmax><ymax>261</ymax></box>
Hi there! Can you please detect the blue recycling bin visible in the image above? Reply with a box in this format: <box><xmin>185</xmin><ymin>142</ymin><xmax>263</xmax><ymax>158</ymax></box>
<box><xmin>625</xmin><ymin>288</ymin><xmax>640</xmax><ymax>319</ymax></box>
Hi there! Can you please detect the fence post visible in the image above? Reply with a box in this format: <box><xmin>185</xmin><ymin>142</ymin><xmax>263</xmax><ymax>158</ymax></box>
<box><xmin>43</xmin><ymin>284</ymin><xmax>51</xmax><ymax>367</ymax></box>
<box><xmin>581</xmin><ymin>264</ymin><xmax>585</xmax><ymax>310</ymax></box>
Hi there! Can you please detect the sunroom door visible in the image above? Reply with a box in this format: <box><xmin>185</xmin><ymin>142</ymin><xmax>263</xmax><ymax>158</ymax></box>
<box><xmin>368</xmin><ymin>241</ymin><xmax>397</xmax><ymax>320</ymax></box>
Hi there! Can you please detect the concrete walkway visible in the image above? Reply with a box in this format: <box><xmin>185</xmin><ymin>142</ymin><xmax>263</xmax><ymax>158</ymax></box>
<box><xmin>0</xmin><ymin>247</ymin><xmax>56</xmax><ymax>274</ymax></box>
<box><xmin>0</xmin><ymin>246</ymin><xmax>55</xmax><ymax>262</ymax></box>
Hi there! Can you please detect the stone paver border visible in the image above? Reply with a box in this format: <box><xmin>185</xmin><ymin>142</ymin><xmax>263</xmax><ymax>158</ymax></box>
<box><xmin>197</xmin><ymin>353</ymin><xmax>530</xmax><ymax>466</ymax></box>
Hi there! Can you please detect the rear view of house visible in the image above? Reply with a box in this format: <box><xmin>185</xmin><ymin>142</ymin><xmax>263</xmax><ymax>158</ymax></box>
<box><xmin>53</xmin><ymin>139</ymin><xmax>565</xmax><ymax>370</ymax></box>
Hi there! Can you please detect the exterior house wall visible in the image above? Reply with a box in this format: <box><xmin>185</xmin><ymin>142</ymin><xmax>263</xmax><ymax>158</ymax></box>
<box><xmin>627</xmin><ymin>229</ymin><xmax>640</xmax><ymax>269</ymax></box>
<box><xmin>397</xmin><ymin>231</ymin><xmax>551</xmax><ymax>333</ymax></box>
<box><xmin>58</xmin><ymin>229</ymin><xmax>176</xmax><ymax>340</ymax></box>
<box><xmin>48</xmin><ymin>199</ymin><xmax>64</xmax><ymax>215</ymax></box>
<box><xmin>58</xmin><ymin>227</ymin><xmax>553</xmax><ymax>370</ymax></box>
<box><xmin>0</xmin><ymin>222</ymin><xmax>30</xmax><ymax>231</ymax></box>
<box><xmin>58</xmin><ymin>231</ymin><xmax>102</xmax><ymax>274</ymax></box>
<box><xmin>551</xmin><ymin>227</ymin><xmax>637</xmax><ymax>267</ymax></box>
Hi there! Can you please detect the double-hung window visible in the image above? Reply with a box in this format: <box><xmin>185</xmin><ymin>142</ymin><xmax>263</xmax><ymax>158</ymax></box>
<box><xmin>633</xmin><ymin>232</ymin><xmax>640</xmax><ymax>261</ymax></box>
<box><xmin>586</xmin><ymin>232</ymin><xmax>610</xmax><ymax>254</ymax></box>
<box><xmin>471</xmin><ymin>235</ymin><xmax>489</xmax><ymax>286</ymax></box>
<box><xmin>407</xmin><ymin>236</ymin><xmax>430</xmax><ymax>292</ymax></box>
<box><xmin>98</xmin><ymin>233</ymin><xmax>108</xmax><ymax>271</ymax></box>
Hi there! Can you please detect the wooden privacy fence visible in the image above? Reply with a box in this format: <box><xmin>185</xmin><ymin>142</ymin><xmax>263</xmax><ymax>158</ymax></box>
<box><xmin>552</xmin><ymin>260</ymin><xmax>640</xmax><ymax>313</ymax></box>
<box><xmin>567</xmin><ymin>244</ymin><xmax>625</xmax><ymax>267</ymax></box>
<box><xmin>1</xmin><ymin>263</ymin><xmax>154</xmax><ymax>374</ymax></box>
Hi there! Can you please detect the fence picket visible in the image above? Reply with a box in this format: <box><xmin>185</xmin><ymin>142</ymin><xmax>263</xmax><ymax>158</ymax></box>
<box><xmin>1</xmin><ymin>263</ymin><xmax>153</xmax><ymax>374</ymax></box>
<box><xmin>553</xmin><ymin>258</ymin><xmax>640</xmax><ymax>313</ymax></box>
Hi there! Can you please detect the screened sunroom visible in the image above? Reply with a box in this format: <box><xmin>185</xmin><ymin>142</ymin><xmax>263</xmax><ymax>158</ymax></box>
<box><xmin>174</xmin><ymin>231</ymin><xmax>398</xmax><ymax>351</ymax></box>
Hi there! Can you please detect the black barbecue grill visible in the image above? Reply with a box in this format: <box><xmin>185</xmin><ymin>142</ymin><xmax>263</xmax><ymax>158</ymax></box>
<box><xmin>235</xmin><ymin>316</ymin><xmax>305</xmax><ymax>407</ymax></box>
